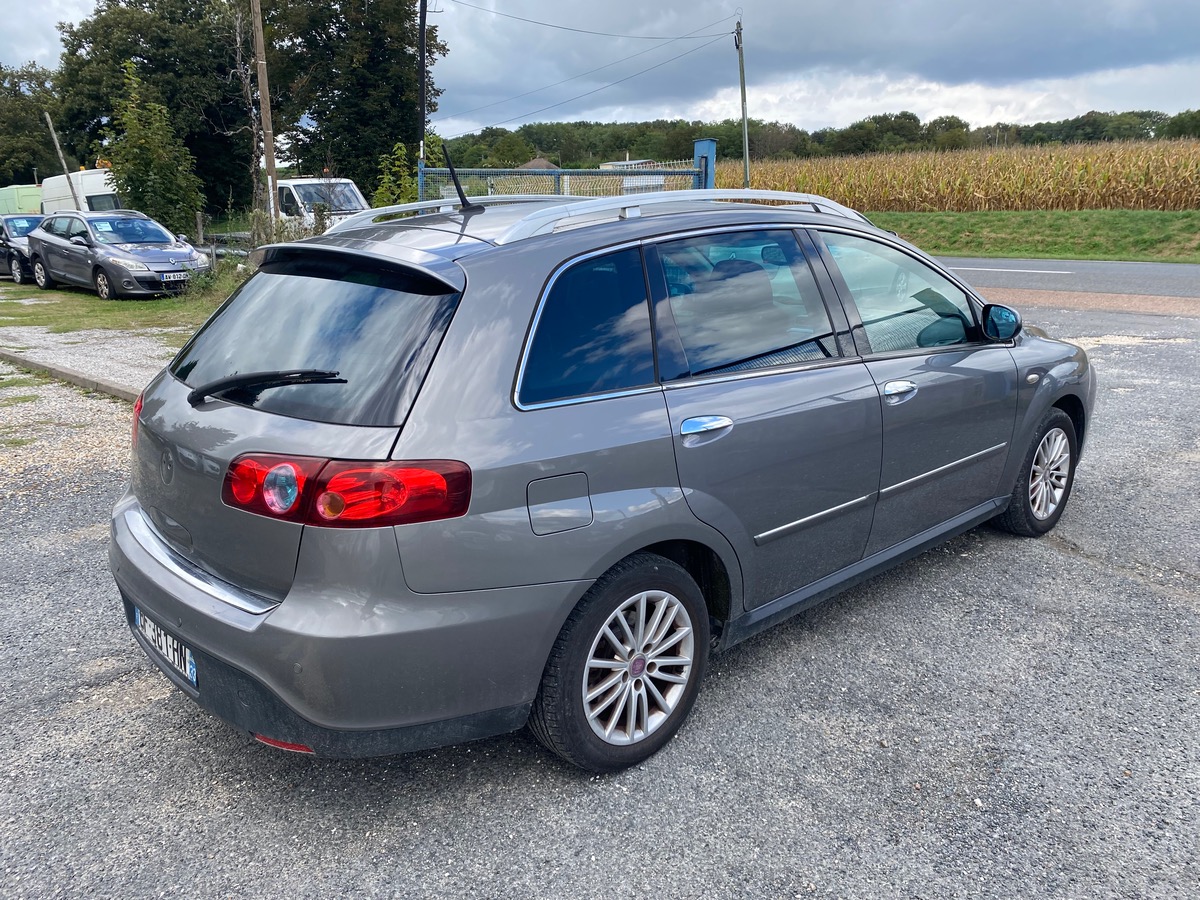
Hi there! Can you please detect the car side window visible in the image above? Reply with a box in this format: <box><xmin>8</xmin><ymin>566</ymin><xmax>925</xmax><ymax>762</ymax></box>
<box><xmin>66</xmin><ymin>218</ymin><xmax>89</xmax><ymax>240</ymax></box>
<box><xmin>518</xmin><ymin>247</ymin><xmax>655</xmax><ymax>407</ymax></box>
<box><xmin>657</xmin><ymin>230</ymin><xmax>838</xmax><ymax>376</ymax></box>
<box><xmin>43</xmin><ymin>217</ymin><xmax>66</xmax><ymax>236</ymax></box>
<box><xmin>819</xmin><ymin>232</ymin><xmax>978</xmax><ymax>353</ymax></box>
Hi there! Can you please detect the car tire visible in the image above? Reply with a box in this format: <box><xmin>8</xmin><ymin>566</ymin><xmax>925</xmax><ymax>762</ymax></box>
<box><xmin>8</xmin><ymin>254</ymin><xmax>28</xmax><ymax>285</ymax></box>
<box><xmin>94</xmin><ymin>267</ymin><xmax>118</xmax><ymax>300</ymax></box>
<box><xmin>32</xmin><ymin>256</ymin><xmax>55</xmax><ymax>290</ymax></box>
<box><xmin>529</xmin><ymin>552</ymin><xmax>709</xmax><ymax>772</ymax></box>
<box><xmin>993</xmin><ymin>407</ymin><xmax>1078</xmax><ymax>537</ymax></box>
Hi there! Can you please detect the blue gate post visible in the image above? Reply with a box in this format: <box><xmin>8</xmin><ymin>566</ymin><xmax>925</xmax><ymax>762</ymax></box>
<box><xmin>417</xmin><ymin>158</ymin><xmax>426</xmax><ymax>202</ymax></box>
<box><xmin>693</xmin><ymin>139</ymin><xmax>717</xmax><ymax>190</ymax></box>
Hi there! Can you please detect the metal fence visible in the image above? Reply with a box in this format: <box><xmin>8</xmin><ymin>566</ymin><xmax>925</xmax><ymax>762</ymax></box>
<box><xmin>417</xmin><ymin>139</ymin><xmax>718</xmax><ymax>202</ymax></box>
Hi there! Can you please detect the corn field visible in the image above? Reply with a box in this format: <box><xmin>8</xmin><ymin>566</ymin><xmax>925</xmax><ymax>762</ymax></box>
<box><xmin>717</xmin><ymin>141</ymin><xmax>1200</xmax><ymax>212</ymax></box>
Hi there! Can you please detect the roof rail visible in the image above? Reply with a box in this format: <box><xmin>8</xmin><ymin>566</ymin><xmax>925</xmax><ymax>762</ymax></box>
<box><xmin>492</xmin><ymin>189</ymin><xmax>870</xmax><ymax>244</ymax></box>
<box><xmin>323</xmin><ymin>194</ymin><xmax>588</xmax><ymax>235</ymax></box>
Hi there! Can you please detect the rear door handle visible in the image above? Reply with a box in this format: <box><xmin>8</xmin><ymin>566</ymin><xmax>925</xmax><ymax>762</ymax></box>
<box><xmin>680</xmin><ymin>415</ymin><xmax>734</xmax><ymax>436</ymax></box>
<box><xmin>883</xmin><ymin>380</ymin><xmax>917</xmax><ymax>405</ymax></box>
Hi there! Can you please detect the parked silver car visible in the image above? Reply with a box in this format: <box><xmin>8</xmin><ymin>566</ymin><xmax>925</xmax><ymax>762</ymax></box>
<box><xmin>27</xmin><ymin>209</ymin><xmax>210</xmax><ymax>299</ymax></box>
<box><xmin>109</xmin><ymin>190</ymin><xmax>1096</xmax><ymax>771</ymax></box>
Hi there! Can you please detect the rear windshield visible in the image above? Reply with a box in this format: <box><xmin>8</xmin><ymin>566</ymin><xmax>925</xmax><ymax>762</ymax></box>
<box><xmin>171</xmin><ymin>255</ymin><xmax>460</xmax><ymax>427</ymax></box>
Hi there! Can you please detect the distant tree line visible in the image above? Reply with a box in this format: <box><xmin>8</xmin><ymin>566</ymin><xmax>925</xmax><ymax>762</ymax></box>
<box><xmin>0</xmin><ymin>0</ymin><xmax>442</xmax><ymax>215</ymax></box>
<box><xmin>447</xmin><ymin>108</ymin><xmax>1200</xmax><ymax>169</ymax></box>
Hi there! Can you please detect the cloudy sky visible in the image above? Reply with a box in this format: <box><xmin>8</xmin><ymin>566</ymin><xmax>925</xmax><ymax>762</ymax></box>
<box><xmin>5</xmin><ymin>0</ymin><xmax>1199</xmax><ymax>136</ymax></box>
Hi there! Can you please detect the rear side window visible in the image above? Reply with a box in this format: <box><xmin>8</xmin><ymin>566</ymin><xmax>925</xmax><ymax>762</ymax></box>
<box><xmin>658</xmin><ymin>230</ymin><xmax>838</xmax><ymax>376</ymax></box>
<box><xmin>171</xmin><ymin>255</ymin><xmax>460</xmax><ymax>427</ymax></box>
<box><xmin>518</xmin><ymin>248</ymin><xmax>655</xmax><ymax>407</ymax></box>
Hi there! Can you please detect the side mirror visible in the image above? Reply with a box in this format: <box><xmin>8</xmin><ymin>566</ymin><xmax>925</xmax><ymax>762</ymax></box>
<box><xmin>69</xmin><ymin>235</ymin><xmax>91</xmax><ymax>247</ymax></box>
<box><xmin>177</xmin><ymin>234</ymin><xmax>189</xmax><ymax>243</ymax></box>
<box><xmin>981</xmin><ymin>303</ymin><xmax>1022</xmax><ymax>341</ymax></box>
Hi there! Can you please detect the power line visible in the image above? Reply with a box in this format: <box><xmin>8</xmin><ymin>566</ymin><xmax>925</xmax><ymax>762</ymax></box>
<box><xmin>445</xmin><ymin>0</ymin><xmax>733</xmax><ymax>40</ymax></box>
<box><xmin>444</xmin><ymin>33</ymin><xmax>727</xmax><ymax>138</ymax></box>
<box><xmin>432</xmin><ymin>15</ymin><xmax>736</xmax><ymax>124</ymax></box>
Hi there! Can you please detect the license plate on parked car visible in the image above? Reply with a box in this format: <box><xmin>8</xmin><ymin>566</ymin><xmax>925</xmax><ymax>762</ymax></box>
<box><xmin>160</xmin><ymin>272</ymin><xmax>190</xmax><ymax>282</ymax></box>
<box><xmin>135</xmin><ymin>606</ymin><xmax>197</xmax><ymax>686</ymax></box>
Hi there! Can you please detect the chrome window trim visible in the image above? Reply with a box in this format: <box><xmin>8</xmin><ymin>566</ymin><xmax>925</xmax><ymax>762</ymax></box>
<box><xmin>513</xmin><ymin>238</ymin><xmax>657</xmax><ymax>412</ymax></box>
<box><xmin>879</xmin><ymin>442</ymin><xmax>1008</xmax><ymax>498</ymax></box>
<box><xmin>516</xmin><ymin>384</ymin><xmax>664</xmax><ymax>412</ymax></box>
<box><xmin>661</xmin><ymin>354</ymin><xmax>860</xmax><ymax>390</ymax></box>
<box><xmin>754</xmin><ymin>493</ymin><xmax>877</xmax><ymax>546</ymax></box>
<box><xmin>123</xmin><ymin>507</ymin><xmax>278</xmax><ymax>615</ymax></box>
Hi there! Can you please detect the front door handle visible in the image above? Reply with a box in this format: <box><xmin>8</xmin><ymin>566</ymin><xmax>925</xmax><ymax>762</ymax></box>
<box><xmin>680</xmin><ymin>415</ymin><xmax>734</xmax><ymax>436</ymax></box>
<box><xmin>883</xmin><ymin>380</ymin><xmax>917</xmax><ymax>405</ymax></box>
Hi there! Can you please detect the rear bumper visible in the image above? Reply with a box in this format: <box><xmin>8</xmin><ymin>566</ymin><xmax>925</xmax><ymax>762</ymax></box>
<box><xmin>109</xmin><ymin>495</ymin><xmax>589</xmax><ymax>757</ymax></box>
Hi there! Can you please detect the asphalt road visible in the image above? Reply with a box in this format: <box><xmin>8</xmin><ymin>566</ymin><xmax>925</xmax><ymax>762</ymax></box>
<box><xmin>939</xmin><ymin>257</ymin><xmax>1200</xmax><ymax>298</ymax></box>
<box><xmin>2</xmin><ymin>303</ymin><xmax>1198</xmax><ymax>898</ymax></box>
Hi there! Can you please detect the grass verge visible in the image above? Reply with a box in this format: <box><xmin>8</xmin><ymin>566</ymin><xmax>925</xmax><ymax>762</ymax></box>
<box><xmin>869</xmin><ymin>209</ymin><xmax>1200</xmax><ymax>263</ymax></box>
<box><xmin>0</xmin><ymin>259</ymin><xmax>247</xmax><ymax>338</ymax></box>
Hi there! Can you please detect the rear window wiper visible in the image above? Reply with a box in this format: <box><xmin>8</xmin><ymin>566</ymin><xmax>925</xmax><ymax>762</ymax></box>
<box><xmin>187</xmin><ymin>369</ymin><xmax>346</xmax><ymax>406</ymax></box>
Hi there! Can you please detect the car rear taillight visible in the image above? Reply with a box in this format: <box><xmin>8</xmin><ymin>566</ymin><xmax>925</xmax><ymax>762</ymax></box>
<box><xmin>132</xmin><ymin>392</ymin><xmax>144</xmax><ymax>449</ymax></box>
<box><xmin>221</xmin><ymin>454</ymin><xmax>471</xmax><ymax>528</ymax></box>
<box><xmin>222</xmin><ymin>454</ymin><xmax>326</xmax><ymax>522</ymax></box>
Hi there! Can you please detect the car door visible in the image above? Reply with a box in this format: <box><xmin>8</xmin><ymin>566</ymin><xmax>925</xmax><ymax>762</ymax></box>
<box><xmin>61</xmin><ymin>216</ymin><xmax>94</xmax><ymax>285</ymax></box>
<box><xmin>810</xmin><ymin>229</ymin><xmax>1019</xmax><ymax>556</ymax></box>
<box><xmin>36</xmin><ymin>216</ymin><xmax>70</xmax><ymax>280</ymax></box>
<box><xmin>651</xmin><ymin>228</ymin><xmax>882</xmax><ymax>610</ymax></box>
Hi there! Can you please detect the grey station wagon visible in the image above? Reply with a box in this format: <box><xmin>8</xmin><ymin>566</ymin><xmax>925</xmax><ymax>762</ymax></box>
<box><xmin>109</xmin><ymin>190</ymin><xmax>1096</xmax><ymax>771</ymax></box>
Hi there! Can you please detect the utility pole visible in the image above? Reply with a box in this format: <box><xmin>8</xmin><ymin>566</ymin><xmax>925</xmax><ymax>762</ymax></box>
<box><xmin>735</xmin><ymin>18</ymin><xmax>750</xmax><ymax>189</ymax></box>
<box><xmin>44</xmin><ymin>111</ymin><xmax>83</xmax><ymax>210</ymax></box>
<box><xmin>419</xmin><ymin>0</ymin><xmax>427</xmax><ymax>160</ymax></box>
<box><xmin>250</xmin><ymin>0</ymin><xmax>279</xmax><ymax>218</ymax></box>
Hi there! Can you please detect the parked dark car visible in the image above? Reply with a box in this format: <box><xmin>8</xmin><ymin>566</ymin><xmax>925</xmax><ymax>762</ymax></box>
<box><xmin>27</xmin><ymin>209</ymin><xmax>211</xmax><ymax>299</ymax></box>
<box><xmin>0</xmin><ymin>213</ymin><xmax>44</xmax><ymax>285</ymax></box>
<box><xmin>109</xmin><ymin>190</ymin><xmax>1096</xmax><ymax>772</ymax></box>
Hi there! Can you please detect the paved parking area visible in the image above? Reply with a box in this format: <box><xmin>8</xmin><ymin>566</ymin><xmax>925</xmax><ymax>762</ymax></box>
<box><xmin>1</xmin><ymin>303</ymin><xmax>1197</xmax><ymax>897</ymax></box>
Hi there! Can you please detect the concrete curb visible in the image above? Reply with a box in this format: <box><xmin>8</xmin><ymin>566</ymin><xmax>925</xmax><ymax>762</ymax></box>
<box><xmin>0</xmin><ymin>348</ymin><xmax>140</xmax><ymax>402</ymax></box>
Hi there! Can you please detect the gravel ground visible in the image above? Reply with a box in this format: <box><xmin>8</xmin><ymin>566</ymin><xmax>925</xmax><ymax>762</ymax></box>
<box><xmin>1</xmin><ymin>307</ymin><xmax>1198</xmax><ymax>898</ymax></box>
<box><xmin>0</xmin><ymin>325</ymin><xmax>176</xmax><ymax>398</ymax></box>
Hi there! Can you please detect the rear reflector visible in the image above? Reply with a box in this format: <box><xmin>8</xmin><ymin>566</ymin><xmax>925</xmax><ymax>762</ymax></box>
<box><xmin>254</xmin><ymin>734</ymin><xmax>315</xmax><ymax>754</ymax></box>
<box><xmin>222</xmin><ymin>454</ymin><xmax>471</xmax><ymax>528</ymax></box>
<box><xmin>132</xmin><ymin>392</ymin><xmax>144</xmax><ymax>449</ymax></box>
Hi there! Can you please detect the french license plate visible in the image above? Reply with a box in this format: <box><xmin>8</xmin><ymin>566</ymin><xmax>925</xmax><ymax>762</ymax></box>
<box><xmin>135</xmin><ymin>607</ymin><xmax>197</xmax><ymax>686</ymax></box>
<box><xmin>160</xmin><ymin>271</ymin><xmax>190</xmax><ymax>282</ymax></box>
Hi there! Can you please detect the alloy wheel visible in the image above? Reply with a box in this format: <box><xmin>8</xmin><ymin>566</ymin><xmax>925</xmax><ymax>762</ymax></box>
<box><xmin>1029</xmin><ymin>426</ymin><xmax>1071</xmax><ymax>520</ymax></box>
<box><xmin>582</xmin><ymin>589</ymin><xmax>695</xmax><ymax>746</ymax></box>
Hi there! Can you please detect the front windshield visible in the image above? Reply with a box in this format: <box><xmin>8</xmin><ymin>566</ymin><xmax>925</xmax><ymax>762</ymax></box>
<box><xmin>4</xmin><ymin>217</ymin><xmax>43</xmax><ymax>237</ymax></box>
<box><xmin>90</xmin><ymin>217</ymin><xmax>174</xmax><ymax>245</ymax></box>
<box><xmin>293</xmin><ymin>183</ymin><xmax>364</xmax><ymax>212</ymax></box>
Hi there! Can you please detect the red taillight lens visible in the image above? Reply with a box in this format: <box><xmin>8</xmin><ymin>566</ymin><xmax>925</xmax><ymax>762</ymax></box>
<box><xmin>313</xmin><ymin>460</ymin><xmax>471</xmax><ymax>527</ymax></box>
<box><xmin>221</xmin><ymin>455</ymin><xmax>471</xmax><ymax>527</ymax></box>
<box><xmin>221</xmin><ymin>454</ymin><xmax>325</xmax><ymax>522</ymax></box>
<box><xmin>132</xmin><ymin>392</ymin><xmax>144</xmax><ymax>449</ymax></box>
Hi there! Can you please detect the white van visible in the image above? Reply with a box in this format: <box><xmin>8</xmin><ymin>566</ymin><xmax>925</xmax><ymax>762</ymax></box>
<box><xmin>40</xmin><ymin>170</ymin><xmax>122</xmax><ymax>214</ymax></box>
<box><xmin>276</xmin><ymin>177</ymin><xmax>368</xmax><ymax>228</ymax></box>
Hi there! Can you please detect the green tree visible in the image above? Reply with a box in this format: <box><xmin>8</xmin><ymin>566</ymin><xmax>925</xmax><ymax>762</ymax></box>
<box><xmin>268</xmin><ymin>0</ymin><xmax>446</xmax><ymax>192</ymax></box>
<box><xmin>1161</xmin><ymin>110</ymin><xmax>1200</xmax><ymax>138</ymax></box>
<box><xmin>372</xmin><ymin>132</ymin><xmax>444</xmax><ymax>205</ymax></box>
<box><xmin>0</xmin><ymin>64</ymin><xmax>61</xmax><ymax>185</ymax></box>
<box><xmin>55</xmin><ymin>0</ymin><xmax>254</xmax><ymax>212</ymax></box>
<box><xmin>106</xmin><ymin>63</ymin><xmax>205</xmax><ymax>233</ymax></box>
<box><xmin>485</xmin><ymin>132</ymin><xmax>535</xmax><ymax>168</ymax></box>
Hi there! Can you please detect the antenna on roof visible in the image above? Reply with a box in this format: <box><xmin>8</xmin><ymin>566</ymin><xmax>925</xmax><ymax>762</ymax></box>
<box><xmin>443</xmin><ymin>146</ymin><xmax>483</xmax><ymax>213</ymax></box>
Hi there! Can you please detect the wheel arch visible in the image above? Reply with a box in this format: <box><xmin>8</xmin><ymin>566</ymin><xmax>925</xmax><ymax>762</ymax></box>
<box><xmin>1053</xmin><ymin>393</ymin><xmax>1087</xmax><ymax>452</ymax></box>
<box><xmin>642</xmin><ymin>538</ymin><xmax>734</xmax><ymax>630</ymax></box>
